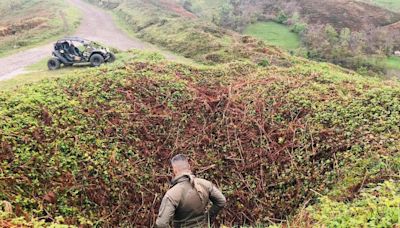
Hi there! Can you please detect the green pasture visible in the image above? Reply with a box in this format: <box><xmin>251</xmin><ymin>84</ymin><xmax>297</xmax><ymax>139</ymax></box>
<box><xmin>244</xmin><ymin>21</ymin><xmax>301</xmax><ymax>50</ymax></box>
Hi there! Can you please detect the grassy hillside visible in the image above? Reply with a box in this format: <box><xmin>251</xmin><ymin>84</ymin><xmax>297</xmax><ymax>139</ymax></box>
<box><xmin>365</xmin><ymin>0</ymin><xmax>400</xmax><ymax>12</ymax></box>
<box><xmin>86</xmin><ymin>0</ymin><xmax>290</xmax><ymax>66</ymax></box>
<box><xmin>0</xmin><ymin>50</ymin><xmax>160</xmax><ymax>91</ymax></box>
<box><xmin>368</xmin><ymin>56</ymin><xmax>400</xmax><ymax>78</ymax></box>
<box><xmin>244</xmin><ymin>22</ymin><xmax>301</xmax><ymax>51</ymax></box>
<box><xmin>0</xmin><ymin>0</ymin><xmax>399</xmax><ymax>227</ymax></box>
<box><xmin>179</xmin><ymin>0</ymin><xmax>225</xmax><ymax>20</ymax></box>
<box><xmin>189</xmin><ymin>0</ymin><xmax>400</xmax><ymax>32</ymax></box>
<box><xmin>173</xmin><ymin>0</ymin><xmax>400</xmax><ymax>76</ymax></box>
<box><xmin>0</xmin><ymin>50</ymin><xmax>399</xmax><ymax>226</ymax></box>
<box><xmin>278</xmin><ymin>0</ymin><xmax>400</xmax><ymax>31</ymax></box>
<box><xmin>0</xmin><ymin>0</ymin><xmax>80</xmax><ymax>57</ymax></box>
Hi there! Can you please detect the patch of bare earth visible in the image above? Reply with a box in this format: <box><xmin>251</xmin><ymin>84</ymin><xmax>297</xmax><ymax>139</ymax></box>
<box><xmin>157</xmin><ymin>0</ymin><xmax>197</xmax><ymax>19</ymax></box>
<box><xmin>0</xmin><ymin>17</ymin><xmax>49</xmax><ymax>37</ymax></box>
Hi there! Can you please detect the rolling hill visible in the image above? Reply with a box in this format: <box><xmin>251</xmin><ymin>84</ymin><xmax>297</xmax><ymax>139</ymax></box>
<box><xmin>177</xmin><ymin>0</ymin><xmax>400</xmax><ymax>31</ymax></box>
<box><xmin>0</xmin><ymin>0</ymin><xmax>399</xmax><ymax>227</ymax></box>
<box><xmin>1</xmin><ymin>50</ymin><xmax>399</xmax><ymax>227</ymax></box>
<box><xmin>293</xmin><ymin>0</ymin><xmax>400</xmax><ymax>30</ymax></box>
<box><xmin>363</xmin><ymin>0</ymin><xmax>400</xmax><ymax>12</ymax></box>
<box><xmin>0</xmin><ymin>0</ymin><xmax>80</xmax><ymax>57</ymax></box>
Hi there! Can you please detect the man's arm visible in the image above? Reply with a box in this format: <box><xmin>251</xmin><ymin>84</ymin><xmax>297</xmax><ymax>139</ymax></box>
<box><xmin>208</xmin><ymin>184</ymin><xmax>226</xmax><ymax>222</ymax></box>
<box><xmin>156</xmin><ymin>195</ymin><xmax>176</xmax><ymax>228</ymax></box>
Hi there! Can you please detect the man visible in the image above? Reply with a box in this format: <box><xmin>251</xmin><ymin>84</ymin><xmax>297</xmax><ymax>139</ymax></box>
<box><xmin>156</xmin><ymin>154</ymin><xmax>226</xmax><ymax>228</ymax></box>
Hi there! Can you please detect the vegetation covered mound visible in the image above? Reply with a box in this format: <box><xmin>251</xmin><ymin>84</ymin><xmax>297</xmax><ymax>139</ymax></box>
<box><xmin>0</xmin><ymin>55</ymin><xmax>399</xmax><ymax>226</ymax></box>
<box><xmin>306</xmin><ymin>181</ymin><xmax>400</xmax><ymax>227</ymax></box>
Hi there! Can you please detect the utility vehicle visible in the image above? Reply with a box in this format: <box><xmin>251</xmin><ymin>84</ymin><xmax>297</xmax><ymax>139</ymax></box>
<box><xmin>47</xmin><ymin>37</ymin><xmax>115</xmax><ymax>70</ymax></box>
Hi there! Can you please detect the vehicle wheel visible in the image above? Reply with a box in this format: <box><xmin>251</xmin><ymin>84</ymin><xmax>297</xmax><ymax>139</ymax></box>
<box><xmin>90</xmin><ymin>54</ymin><xmax>104</xmax><ymax>67</ymax></box>
<box><xmin>107</xmin><ymin>53</ymin><xmax>116</xmax><ymax>63</ymax></box>
<box><xmin>48</xmin><ymin>58</ymin><xmax>61</xmax><ymax>70</ymax></box>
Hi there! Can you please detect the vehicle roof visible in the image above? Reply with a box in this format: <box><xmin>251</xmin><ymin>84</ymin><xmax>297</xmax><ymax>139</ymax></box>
<box><xmin>56</xmin><ymin>37</ymin><xmax>91</xmax><ymax>43</ymax></box>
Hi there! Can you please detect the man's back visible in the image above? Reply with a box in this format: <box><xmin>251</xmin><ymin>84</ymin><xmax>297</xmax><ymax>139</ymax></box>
<box><xmin>156</xmin><ymin>174</ymin><xmax>226</xmax><ymax>228</ymax></box>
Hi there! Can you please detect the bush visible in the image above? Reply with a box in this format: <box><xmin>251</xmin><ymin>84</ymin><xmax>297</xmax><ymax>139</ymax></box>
<box><xmin>291</xmin><ymin>22</ymin><xmax>307</xmax><ymax>34</ymax></box>
<box><xmin>1</xmin><ymin>58</ymin><xmax>399</xmax><ymax>226</ymax></box>
<box><xmin>258</xmin><ymin>58</ymin><xmax>270</xmax><ymax>67</ymax></box>
<box><xmin>276</xmin><ymin>11</ymin><xmax>288</xmax><ymax>24</ymax></box>
<box><xmin>308</xmin><ymin>181</ymin><xmax>400</xmax><ymax>227</ymax></box>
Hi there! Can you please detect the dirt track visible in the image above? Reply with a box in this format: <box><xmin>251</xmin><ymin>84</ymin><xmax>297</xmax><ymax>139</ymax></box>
<box><xmin>0</xmin><ymin>0</ymin><xmax>154</xmax><ymax>81</ymax></box>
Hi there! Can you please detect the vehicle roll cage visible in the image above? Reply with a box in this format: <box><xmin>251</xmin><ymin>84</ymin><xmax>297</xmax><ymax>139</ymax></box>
<box><xmin>56</xmin><ymin>37</ymin><xmax>90</xmax><ymax>44</ymax></box>
<box><xmin>47</xmin><ymin>37</ymin><xmax>116</xmax><ymax>70</ymax></box>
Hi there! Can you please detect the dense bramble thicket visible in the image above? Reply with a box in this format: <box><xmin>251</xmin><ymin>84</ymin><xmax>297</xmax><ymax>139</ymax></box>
<box><xmin>1</xmin><ymin>56</ymin><xmax>399</xmax><ymax>226</ymax></box>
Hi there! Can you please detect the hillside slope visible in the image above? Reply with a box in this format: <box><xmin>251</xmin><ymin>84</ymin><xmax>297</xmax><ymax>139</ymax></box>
<box><xmin>0</xmin><ymin>53</ymin><xmax>399</xmax><ymax>226</ymax></box>
<box><xmin>181</xmin><ymin>0</ymin><xmax>400</xmax><ymax>32</ymax></box>
<box><xmin>295</xmin><ymin>0</ymin><xmax>400</xmax><ymax>30</ymax></box>
<box><xmin>231</xmin><ymin>0</ymin><xmax>400</xmax><ymax>31</ymax></box>
<box><xmin>0</xmin><ymin>0</ymin><xmax>399</xmax><ymax>227</ymax></box>
<box><xmin>86</xmin><ymin>0</ymin><xmax>290</xmax><ymax>66</ymax></box>
<box><xmin>362</xmin><ymin>0</ymin><xmax>400</xmax><ymax>12</ymax></box>
<box><xmin>0</xmin><ymin>0</ymin><xmax>79</xmax><ymax>57</ymax></box>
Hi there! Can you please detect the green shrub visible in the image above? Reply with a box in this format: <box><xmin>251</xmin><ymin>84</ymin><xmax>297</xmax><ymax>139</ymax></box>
<box><xmin>308</xmin><ymin>181</ymin><xmax>400</xmax><ymax>227</ymax></box>
<box><xmin>291</xmin><ymin>22</ymin><xmax>307</xmax><ymax>34</ymax></box>
<box><xmin>276</xmin><ymin>11</ymin><xmax>288</xmax><ymax>24</ymax></box>
<box><xmin>1</xmin><ymin>57</ymin><xmax>399</xmax><ymax>226</ymax></box>
<box><xmin>258</xmin><ymin>58</ymin><xmax>270</xmax><ymax>67</ymax></box>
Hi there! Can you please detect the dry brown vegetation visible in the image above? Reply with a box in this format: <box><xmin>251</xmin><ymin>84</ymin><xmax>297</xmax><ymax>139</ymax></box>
<box><xmin>1</xmin><ymin>56</ymin><xmax>399</xmax><ymax>226</ymax></box>
<box><xmin>227</xmin><ymin>0</ymin><xmax>400</xmax><ymax>31</ymax></box>
<box><xmin>0</xmin><ymin>1</ymin><xmax>399</xmax><ymax>227</ymax></box>
<box><xmin>294</xmin><ymin>0</ymin><xmax>400</xmax><ymax>30</ymax></box>
<box><xmin>0</xmin><ymin>18</ymin><xmax>49</xmax><ymax>37</ymax></box>
<box><xmin>157</xmin><ymin>0</ymin><xmax>197</xmax><ymax>18</ymax></box>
